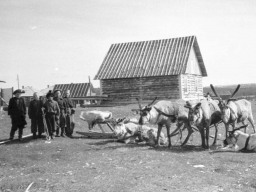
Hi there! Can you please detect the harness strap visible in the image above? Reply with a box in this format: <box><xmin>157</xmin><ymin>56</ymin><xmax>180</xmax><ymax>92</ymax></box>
<box><xmin>240</xmin><ymin>134</ymin><xmax>251</xmax><ymax>152</ymax></box>
<box><xmin>153</xmin><ymin>106</ymin><xmax>177</xmax><ymax>123</ymax></box>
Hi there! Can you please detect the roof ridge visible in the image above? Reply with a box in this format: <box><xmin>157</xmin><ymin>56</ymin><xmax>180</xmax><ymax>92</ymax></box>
<box><xmin>111</xmin><ymin>35</ymin><xmax>196</xmax><ymax>46</ymax></box>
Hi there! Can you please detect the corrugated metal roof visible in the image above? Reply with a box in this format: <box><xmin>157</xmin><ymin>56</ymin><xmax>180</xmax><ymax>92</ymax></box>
<box><xmin>94</xmin><ymin>36</ymin><xmax>207</xmax><ymax>80</ymax></box>
<box><xmin>53</xmin><ymin>83</ymin><xmax>91</xmax><ymax>98</ymax></box>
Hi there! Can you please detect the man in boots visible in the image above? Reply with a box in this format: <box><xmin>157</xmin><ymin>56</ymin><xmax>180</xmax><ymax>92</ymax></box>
<box><xmin>43</xmin><ymin>91</ymin><xmax>60</xmax><ymax>139</ymax></box>
<box><xmin>54</xmin><ymin>89</ymin><xmax>67</xmax><ymax>137</ymax></box>
<box><xmin>8</xmin><ymin>89</ymin><xmax>27</xmax><ymax>141</ymax></box>
<box><xmin>28</xmin><ymin>92</ymin><xmax>44</xmax><ymax>139</ymax></box>
<box><xmin>63</xmin><ymin>90</ymin><xmax>75</xmax><ymax>137</ymax></box>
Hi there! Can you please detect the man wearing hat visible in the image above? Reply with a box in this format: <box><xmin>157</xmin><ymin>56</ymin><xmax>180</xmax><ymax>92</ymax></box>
<box><xmin>54</xmin><ymin>89</ymin><xmax>67</xmax><ymax>137</ymax></box>
<box><xmin>43</xmin><ymin>91</ymin><xmax>60</xmax><ymax>139</ymax></box>
<box><xmin>63</xmin><ymin>90</ymin><xmax>75</xmax><ymax>137</ymax></box>
<box><xmin>8</xmin><ymin>89</ymin><xmax>27</xmax><ymax>141</ymax></box>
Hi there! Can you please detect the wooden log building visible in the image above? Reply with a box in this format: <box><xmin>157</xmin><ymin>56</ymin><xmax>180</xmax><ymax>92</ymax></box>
<box><xmin>94</xmin><ymin>36</ymin><xmax>207</xmax><ymax>103</ymax></box>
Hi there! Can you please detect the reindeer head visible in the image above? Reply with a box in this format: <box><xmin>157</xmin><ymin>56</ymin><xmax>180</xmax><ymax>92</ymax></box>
<box><xmin>210</xmin><ymin>84</ymin><xmax>240</xmax><ymax>123</ymax></box>
<box><xmin>223</xmin><ymin>124</ymin><xmax>248</xmax><ymax>146</ymax></box>
<box><xmin>109</xmin><ymin>117</ymin><xmax>127</xmax><ymax>137</ymax></box>
<box><xmin>134</xmin><ymin>97</ymin><xmax>158</xmax><ymax>125</ymax></box>
<box><xmin>184</xmin><ymin>101</ymin><xmax>202</xmax><ymax>126</ymax></box>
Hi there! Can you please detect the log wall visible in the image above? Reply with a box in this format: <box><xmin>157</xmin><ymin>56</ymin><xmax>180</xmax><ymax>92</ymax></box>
<box><xmin>100</xmin><ymin>75</ymin><xmax>180</xmax><ymax>103</ymax></box>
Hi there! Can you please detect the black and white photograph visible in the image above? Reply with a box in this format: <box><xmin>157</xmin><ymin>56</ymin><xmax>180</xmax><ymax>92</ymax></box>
<box><xmin>1</xmin><ymin>0</ymin><xmax>256</xmax><ymax>191</ymax></box>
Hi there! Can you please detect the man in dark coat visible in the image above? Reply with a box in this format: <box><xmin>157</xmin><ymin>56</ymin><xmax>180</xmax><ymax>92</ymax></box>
<box><xmin>63</xmin><ymin>90</ymin><xmax>75</xmax><ymax>137</ymax></box>
<box><xmin>54</xmin><ymin>89</ymin><xmax>67</xmax><ymax>137</ymax></box>
<box><xmin>28</xmin><ymin>92</ymin><xmax>44</xmax><ymax>139</ymax></box>
<box><xmin>8</xmin><ymin>89</ymin><xmax>27</xmax><ymax>141</ymax></box>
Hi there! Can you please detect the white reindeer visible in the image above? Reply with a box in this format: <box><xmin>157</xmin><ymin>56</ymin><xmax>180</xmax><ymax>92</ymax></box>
<box><xmin>79</xmin><ymin>110</ymin><xmax>113</xmax><ymax>133</ymax></box>
<box><xmin>111</xmin><ymin>117</ymin><xmax>167</xmax><ymax>145</ymax></box>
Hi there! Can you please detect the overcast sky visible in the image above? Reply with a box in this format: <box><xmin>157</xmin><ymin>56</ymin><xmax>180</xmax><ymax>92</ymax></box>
<box><xmin>0</xmin><ymin>0</ymin><xmax>256</xmax><ymax>90</ymax></box>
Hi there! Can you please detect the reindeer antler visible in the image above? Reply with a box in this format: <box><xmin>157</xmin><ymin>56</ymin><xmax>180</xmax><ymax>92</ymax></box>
<box><xmin>230</xmin><ymin>84</ymin><xmax>240</xmax><ymax>99</ymax></box>
<box><xmin>148</xmin><ymin>97</ymin><xmax>157</xmax><ymax>107</ymax></box>
<box><xmin>136</xmin><ymin>98</ymin><xmax>142</xmax><ymax>110</ymax></box>
<box><xmin>228</xmin><ymin>124</ymin><xmax>248</xmax><ymax>134</ymax></box>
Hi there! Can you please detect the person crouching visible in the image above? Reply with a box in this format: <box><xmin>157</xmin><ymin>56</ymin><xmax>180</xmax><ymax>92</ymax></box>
<box><xmin>28</xmin><ymin>92</ymin><xmax>44</xmax><ymax>139</ymax></box>
<box><xmin>43</xmin><ymin>91</ymin><xmax>60</xmax><ymax>139</ymax></box>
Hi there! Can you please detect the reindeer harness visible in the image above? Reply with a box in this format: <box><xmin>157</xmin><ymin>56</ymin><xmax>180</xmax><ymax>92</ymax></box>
<box><xmin>153</xmin><ymin>106</ymin><xmax>178</xmax><ymax>124</ymax></box>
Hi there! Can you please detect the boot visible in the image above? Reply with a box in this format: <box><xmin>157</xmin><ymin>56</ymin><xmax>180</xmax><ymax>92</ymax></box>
<box><xmin>33</xmin><ymin>133</ymin><xmax>37</xmax><ymax>139</ymax></box>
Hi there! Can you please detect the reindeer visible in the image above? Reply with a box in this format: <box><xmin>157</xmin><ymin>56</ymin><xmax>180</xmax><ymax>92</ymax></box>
<box><xmin>79</xmin><ymin>110</ymin><xmax>114</xmax><ymax>133</ymax></box>
<box><xmin>135</xmin><ymin>98</ymin><xmax>193</xmax><ymax>147</ymax></box>
<box><xmin>210</xmin><ymin>84</ymin><xmax>255</xmax><ymax>138</ymax></box>
<box><xmin>185</xmin><ymin>99</ymin><xmax>222</xmax><ymax>149</ymax></box>
<box><xmin>110</xmin><ymin>117</ymin><xmax>167</xmax><ymax>145</ymax></box>
<box><xmin>210</xmin><ymin>124</ymin><xmax>256</xmax><ymax>153</ymax></box>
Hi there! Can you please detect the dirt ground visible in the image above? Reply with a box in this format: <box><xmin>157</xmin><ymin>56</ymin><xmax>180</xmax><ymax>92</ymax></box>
<box><xmin>0</xmin><ymin>103</ymin><xmax>256</xmax><ymax>192</ymax></box>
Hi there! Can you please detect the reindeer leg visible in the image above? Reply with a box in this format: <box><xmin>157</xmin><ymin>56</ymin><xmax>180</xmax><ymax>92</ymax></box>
<box><xmin>212</xmin><ymin>124</ymin><xmax>218</xmax><ymax>146</ymax></box>
<box><xmin>156</xmin><ymin>124</ymin><xmax>163</xmax><ymax>147</ymax></box>
<box><xmin>179</xmin><ymin>129</ymin><xmax>182</xmax><ymax>144</ymax></box>
<box><xmin>98</xmin><ymin>124</ymin><xmax>105</xmax><ymax>133</ymax></box>
<box><xmin>225</xmin><ymin>124</ymin><xmax>229</xmax><ymax>140</ymax></box>
<box><xmin>248</xmin><ymin>116</ymin><xmax>255</xmax><ymax>133</ymax></box>
<box><xmin>169</xmin><ymin>123</ymin><xmax>183</xmax><ymax>144</ymax></box>
<box><xmin>199</xmin><ymin>127</ymin><xmax>205</xmax><ymax>148</ymax></box>
<box><xmin>205</xmin><ymin>127</ymin><xmax>210</xmax><ymax>149</ymax></box>
<box><xmin>166</xmin><ymin>124</ymin><xmax>171</xmax><ymax>148</ymax></box>
<box><xmin>181</xmin><ymin>123</ymin><xmax>194</xmax><ymax>146</ymax></box>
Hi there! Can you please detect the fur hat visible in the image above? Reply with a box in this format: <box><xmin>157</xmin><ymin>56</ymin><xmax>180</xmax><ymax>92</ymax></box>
<box><xmin>46</xmin><ymin>90</ymin><xmax>54</xmax><ymax>98</ymax></box>
<box><xmin>54</xmin><ymin>89</ymin><xmax>61</xmax><ymax>94</ymax></box>
<box><xmin>13</xmin><ymin>89</ymin><xmax>25</xmax><ymax>95</ymax></box>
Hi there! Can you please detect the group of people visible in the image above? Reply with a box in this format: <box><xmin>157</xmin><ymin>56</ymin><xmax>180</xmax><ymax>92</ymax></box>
<box><xmin>8</xmin><ymin>89</ymin><xmax>75</xmax><ymax>141</ymax></box>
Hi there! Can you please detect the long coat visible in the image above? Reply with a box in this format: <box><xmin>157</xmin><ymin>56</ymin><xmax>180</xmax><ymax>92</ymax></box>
<box><xmin>8</xmin><ymin>97</ymin><xmax>27</xmax><ymax>127</ymax></box>
<box><xmin>28</xmin><ymin>99</ymin><xmax>43</xmax><ymax>119</ymax></box>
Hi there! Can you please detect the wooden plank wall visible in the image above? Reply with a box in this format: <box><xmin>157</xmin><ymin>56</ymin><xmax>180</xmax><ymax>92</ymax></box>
<box><xmin>101</xmin><ymin>75</ymin><xmax>180</xmax><ymax>103</ymax></box>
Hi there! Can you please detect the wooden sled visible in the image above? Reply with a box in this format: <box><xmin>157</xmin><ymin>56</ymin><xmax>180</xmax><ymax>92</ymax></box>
<box><xmin>76</xmin><ymin>131</ymin><xmax>117</xmax><ymax>139</ymax></box>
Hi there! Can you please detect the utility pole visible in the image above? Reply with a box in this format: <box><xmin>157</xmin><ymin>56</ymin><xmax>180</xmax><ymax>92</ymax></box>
<box><xmin>17</xmin><ymin>74</ymin><xmax>20</xmax><ymax>89</ymax></box>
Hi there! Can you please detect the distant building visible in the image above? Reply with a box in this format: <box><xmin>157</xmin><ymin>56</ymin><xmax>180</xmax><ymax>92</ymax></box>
<box><xmin>21</xmin><ymin>86</ymin><xmax>40</xmax><ymax>106</ymax></box>
<box><xmin>53</xmin><ymin>83</ymin><xmax>96</xmax><ymax>106</ymax></box>
<box><xmin>0</xmin><ymin>87</ymin><xmax>13</xmax><ymax>106</ymax></box>
<box><xmin>95</xmin><ymin>36</ymin><xmax>207</xmax><ymax>103</ymax></box>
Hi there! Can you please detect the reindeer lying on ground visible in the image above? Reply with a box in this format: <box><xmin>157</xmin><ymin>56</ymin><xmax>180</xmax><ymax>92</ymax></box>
<box><xmin>135</xmin><ymin>98</ymin><xmax>193</xmax><ymax>147</ymax></box>
<box><xmin>185</xmin><ymin>99</ymin><xmax>222</xmax><ymax>149</ymax></box>
<box><xmin>111</xmin><ymin>117</ymin><xmax>167</xmax><ymax>145</ymax></box>
<box><xmin>211</xmin><ymin>124</ymin><xmax>256</xmax><ymax>152</ymax></box>
<box><xmin>210</xmin><ymin>84</ymin><xmax>255</xmax><ymax>138</ymax></box>
<box><xmin>79</xmin><ymin>110</ymin><xmax>114</xmax><ymax>133</ymax></box>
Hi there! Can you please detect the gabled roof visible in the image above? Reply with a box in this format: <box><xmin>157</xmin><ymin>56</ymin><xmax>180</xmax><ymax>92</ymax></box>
<box><xmin>53</xmin><ymin>83</ymin><xmax>93</xmax><ymax>98</ymax></box>
<box><xmin>94</xmin><ymin>36</ymin><xmax>207</xmax><ymax>80</ymax></box>
<box><xmin>39</xmin><ymin>85</ymin><xmax>54</xmax><ymax>96</ymax></box>
<box><xmin>22</xmin><ymin>86</ymin><xmax>40</xmax><ymax>97</ymax></box>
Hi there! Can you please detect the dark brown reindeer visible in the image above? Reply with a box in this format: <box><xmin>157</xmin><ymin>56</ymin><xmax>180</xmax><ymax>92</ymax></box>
<box><xmin>184</xmin><ymin>99</ymin><xmax>222</xmax><ymax>149</ymax></box>
<box><xmin>135</xmin><ymin>98</ymin><xmax>193</xmax><ymax>147</ymax></box>
<box><xmin>210</xmin><ymin>84</ymin><xmax>255</xmax><ymax>138</ymax></box>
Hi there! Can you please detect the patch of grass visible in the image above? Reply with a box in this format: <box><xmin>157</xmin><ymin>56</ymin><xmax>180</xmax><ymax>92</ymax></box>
<box><xmin>0</xmin><ymin>102</ymin><xmax>256</xmax><ymax>191</ymax></box>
